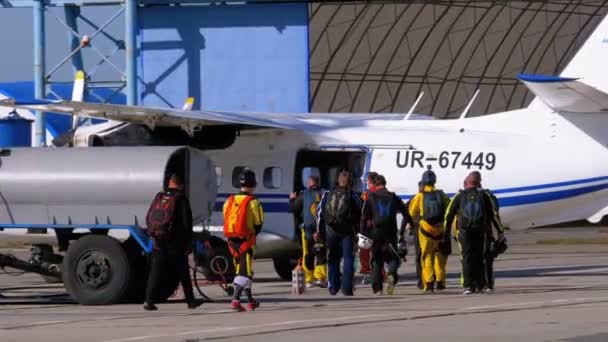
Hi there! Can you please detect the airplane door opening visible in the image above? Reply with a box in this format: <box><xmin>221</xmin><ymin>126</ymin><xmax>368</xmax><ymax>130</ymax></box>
<box><xmin>293</xmin><ymin>150</ymin><xmax>367</xmax><ymax>193</ymax></box>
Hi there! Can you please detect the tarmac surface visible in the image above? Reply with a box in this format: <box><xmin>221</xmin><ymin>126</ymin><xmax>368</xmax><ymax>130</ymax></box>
<box><xmin>1</xmin><ymin>227</ymin><xmax>608</xmax><ymax>342</ymax></box>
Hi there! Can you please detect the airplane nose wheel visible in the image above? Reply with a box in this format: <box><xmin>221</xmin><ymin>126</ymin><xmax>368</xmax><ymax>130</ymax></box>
<box><xmin>76</xmin><ymin>251</ymin><xmax>112</xmax><ymax>289</ymax></box>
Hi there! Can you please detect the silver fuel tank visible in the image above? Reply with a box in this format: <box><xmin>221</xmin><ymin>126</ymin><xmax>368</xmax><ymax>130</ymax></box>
<box><xmin>0</xmin><ymin>146</ymin><xmax>217</xmax><ymax>227</ymax></box>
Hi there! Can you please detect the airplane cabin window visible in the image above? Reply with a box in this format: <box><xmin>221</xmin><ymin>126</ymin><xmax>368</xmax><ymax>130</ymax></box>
<box><xmin>264</xmin><ymin>167</ymin><xmax>282</xmax><ymax>189</ymax></box>
<box><xmin>328</xmin><ymin>167</ymin><xmax>340</xmax><ymax>187</ymax></box>
<box><xmin>301</xmin><ymin>167</ymin><xmax>321</xmax><ymax>188</ymax></box>
<box><xmin>215</xmin><ymin>167</ymin><xmax>223</xmax><ymax>187</ymax></box>
<box><xmin>231</xmin><ymin>166</ymin><xmax>249</xmax><ymax>188</ymax></box>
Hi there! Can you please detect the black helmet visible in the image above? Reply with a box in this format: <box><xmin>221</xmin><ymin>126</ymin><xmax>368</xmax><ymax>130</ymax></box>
<box><xmin>489</xmin><ymin>235</ymin><xmax>508</xmax><ymax>258</ymax></box>
<box><xmin>421</xmin><ymin>166</ymin><xmax>436</xmax><ymax>186</ymax></box>
<box><xmin>397</xmin><ymin>241</ymin><xmax>408</xmax><ymax>258</ymax></box>
<box><xmin>239</xmin><ymin>168</ymin><xmax>257</xmax><ymax>187</ymax></box>
<box><xmin>495</xmin><ymin>235</ymin><xmax>508</xmax><ymax>255</ymax></box>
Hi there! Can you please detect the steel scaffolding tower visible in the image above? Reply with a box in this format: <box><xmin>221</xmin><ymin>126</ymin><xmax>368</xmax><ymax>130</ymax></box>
<box><xmin>0</xmin><ymin>0</ymin><xmax>141</xmax><ymax>146</ymax></box>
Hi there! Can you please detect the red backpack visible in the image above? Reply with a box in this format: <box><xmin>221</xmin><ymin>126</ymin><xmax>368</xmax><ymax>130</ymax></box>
<box><xmin>146</xmin><ymin>192</ymin><xmax>177</xmax><ymax>240</ymax></box>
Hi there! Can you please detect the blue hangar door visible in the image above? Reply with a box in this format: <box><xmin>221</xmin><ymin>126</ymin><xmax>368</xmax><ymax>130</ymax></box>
<box><xmin>138</xmin><ymin>4</ymin><xmax>309</xmax><ymax>113</ymax></box>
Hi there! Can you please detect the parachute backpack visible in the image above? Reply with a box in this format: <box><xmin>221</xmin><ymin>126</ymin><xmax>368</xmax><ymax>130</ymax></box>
<box><xmin>459</xmin><ymin>189</ymin><xmax>486</xmax><ymax>231</ymax></box>
<box><xmin>324</xmin><ymin>188</ymin><xmax>352</xmax><ymax>232</ymax></box>
<box><xmin>146</xmin><ymin>192</ymin><xmax>177</xmax><ymax>240</ymax></box>
<box><xmin>303</xmin><ymin>189</ymin><xmax>324</xmax><ymax>228</ymax></box>
<box><xmin>223</xmin><ymin>195</ymin><xmax>255</xmax><ymax>239</ymax></box>
<box><xmin>422</xmin><ymin>190</ymin><xmax>445</xmax><ymax>225</ymax></box>
<box><xmin>368</xmin><ymin>192</ymin><xmax>394</xmax><ymax>227</ymax></box>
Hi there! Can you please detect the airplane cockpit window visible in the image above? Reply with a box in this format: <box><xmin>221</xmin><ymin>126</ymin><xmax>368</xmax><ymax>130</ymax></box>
<box><xmin>231</xmin><ymin>166</ymin><xmax>250</xmax><ymax>188</ymax></box>
<box><xmin>301</xmin><ymin>167</ymin><xmax>320</xmax><ymax>188</ymax></box>
<box><xmin>264</xmin><ymin>167</ymin><xmax>282</xmax><ymax>189</ymax></box>
<box><xmin>215</xmin><ymin>167</ymin><xmax>223</xmax><ymax>187</ymax></box>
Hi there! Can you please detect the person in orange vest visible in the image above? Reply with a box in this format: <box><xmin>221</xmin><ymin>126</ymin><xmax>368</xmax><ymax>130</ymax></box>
<box><xmin>223</xmin><ymin>169</ymin><xmax>264</xmax><ymax>312</ymax></box>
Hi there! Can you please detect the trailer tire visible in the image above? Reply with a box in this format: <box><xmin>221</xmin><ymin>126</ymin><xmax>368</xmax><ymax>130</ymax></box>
<box><xmin>63</xmin><ymin>235</ymin><xmax>131</xmax><ymax>305</ymax></box>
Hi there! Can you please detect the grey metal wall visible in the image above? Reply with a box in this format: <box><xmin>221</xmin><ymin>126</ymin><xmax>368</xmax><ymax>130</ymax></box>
<box><xmin>309</xmin><ymin>1</ymin><xmax>608</xmax><ymax>117</ymax></box>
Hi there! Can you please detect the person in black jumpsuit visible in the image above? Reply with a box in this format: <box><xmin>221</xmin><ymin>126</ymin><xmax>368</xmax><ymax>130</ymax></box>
<box><xmin>144</xmin><ymin>174</ymin><xmax>204</xmax><ymax>311</ymax></box>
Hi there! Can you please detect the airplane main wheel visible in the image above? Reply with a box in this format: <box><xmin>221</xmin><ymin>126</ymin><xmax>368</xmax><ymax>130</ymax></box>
<box><xmin>152</xmin><ymin>267</ymin><xmax>180</xmax><ymax>303</ymax></box>
<box><xmin>273</xmin><ymin>256</ymin><xmax>297</xmax><ymax>281</ymax></box>
<box><xmin>197</xmin><ymin>238</ymin><xmax>235</xmax><ymax>283</ymax></box>
<box><xmin>63</xmin><ymin>235</ymin><xmax>131</xmax><ymax>305</ymax></box>
<box><xmin>122</xmin><ymin>238</ymin><xmax>147</xmax><ymax>303</ymax></box>
<box><xmin>122</xmin><ymin>238</ymin><xmax>179</xmax><ymax>303</ymax></box>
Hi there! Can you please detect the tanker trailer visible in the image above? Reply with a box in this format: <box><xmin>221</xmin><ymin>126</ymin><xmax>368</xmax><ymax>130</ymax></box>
<box><xmin>0</xmin><ymin>146</ymin><xmax>217</xmax><ymax>305</ymax></box>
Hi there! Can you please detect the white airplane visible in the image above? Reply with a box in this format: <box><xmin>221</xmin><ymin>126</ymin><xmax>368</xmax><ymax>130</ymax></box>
<box><xmin>2</xmin><ymin>15</ymin><xmax>608</xmax><ymax>279</ymax></box>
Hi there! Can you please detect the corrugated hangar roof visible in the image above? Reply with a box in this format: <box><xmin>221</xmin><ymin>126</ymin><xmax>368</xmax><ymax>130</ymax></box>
<box><xmin>309</xmin><ymin>0</ymin><xmax>608</xmax><ymax>117</ymax></box>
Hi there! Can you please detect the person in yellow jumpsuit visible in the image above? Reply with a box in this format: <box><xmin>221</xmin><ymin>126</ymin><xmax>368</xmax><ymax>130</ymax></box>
<box><xmin>409</xmin><ymin>168</ymin><xmax>450</xmax><ymax>293</ymax></box>
<box><xmin>289</xmin><ymin>175</ymin><xmax>328</xmax><ymax>287</ymax></box>
<box><xmin>223</xmin><ymin>169</ymin><xmax>264</xmax><ymax>312</ymax></box>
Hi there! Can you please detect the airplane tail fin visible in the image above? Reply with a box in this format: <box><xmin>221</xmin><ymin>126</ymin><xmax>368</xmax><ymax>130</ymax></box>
<box><xmin>519</xmin><ymin>75</ymin><xmax>608</xmax><ymax>114</ymax></box>
<box><xmin>520</xmin><ymin>74</ymin><xmax>608</xmax><ymax>146</ymax></box>
<box><xmin>528</xmin><ymin>13</ymin><xmax>608</xmax><ymax>109</ymax></box>
<box><xmin>521</xmin><ymin>13</ymin><xmax>608</xmax><ymax>146</ymax></box>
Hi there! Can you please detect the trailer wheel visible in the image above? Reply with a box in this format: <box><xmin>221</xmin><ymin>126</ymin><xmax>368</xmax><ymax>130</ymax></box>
<box><xmin>63</xmin><ymin>235</ymin><xmax>131</xmax><ymax>305</ymax></box>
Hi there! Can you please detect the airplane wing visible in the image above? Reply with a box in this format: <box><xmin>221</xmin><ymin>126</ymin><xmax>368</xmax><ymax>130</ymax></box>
<box><xmin>0</xmin><ymin>98</ymin><xmax>406</xmax><ymax>133</ymax></box>
<box><xmin>519</xmin><ymin>74</ymin><xmax>608</xmax><ymax>113</ymax></box>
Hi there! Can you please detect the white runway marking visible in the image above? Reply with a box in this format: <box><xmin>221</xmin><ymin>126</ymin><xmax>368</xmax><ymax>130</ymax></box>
<box><xmin>464</xmin><ymin>295</ymin><xmax>608</xmax><ymax>310</ymax></box>
<box><xmin>101</xmin><ymin>312</ymin><xmax>403</xmax><ymax>342</ymax></box>
<box><xmin>101</xmin><ymin>294</ymin><xmax>608</xmax><ymax>342</ymax></box>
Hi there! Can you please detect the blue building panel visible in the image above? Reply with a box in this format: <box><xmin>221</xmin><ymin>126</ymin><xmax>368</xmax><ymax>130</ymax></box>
<box><xmin>138</xmin><ymin>3</ymin><xmax>309</xmax><ymax>112</ymax></box>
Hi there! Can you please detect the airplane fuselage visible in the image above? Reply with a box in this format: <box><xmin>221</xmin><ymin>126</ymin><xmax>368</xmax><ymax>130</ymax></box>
<box><xmin>207</xmin><ymin>108</ymin><xmax>608</xmax><ymax>258</ymax></box>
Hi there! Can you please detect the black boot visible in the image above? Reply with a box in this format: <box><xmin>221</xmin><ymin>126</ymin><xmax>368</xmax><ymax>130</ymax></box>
<box><xmin>143</xmin><ymin>302</ymin><xmax>158</xmax><ymax>311</ymax></box>
<box><xmin>187</xmin><ymin>298</ymin><xmax>204</xmax><ymax>309</ymax></box>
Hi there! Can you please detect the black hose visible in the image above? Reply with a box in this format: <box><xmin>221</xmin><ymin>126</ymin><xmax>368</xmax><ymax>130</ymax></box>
<box><xmin>191</xmin><ymin>257</ymin><xmax>213</xmax><ymax>302</ymax></box>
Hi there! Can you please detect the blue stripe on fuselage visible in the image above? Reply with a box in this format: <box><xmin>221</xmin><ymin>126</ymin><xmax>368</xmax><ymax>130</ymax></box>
<box><xmin>214</xmin><ymin>176</ymin><xmax>608</xmax><ymax>212</ymax></box>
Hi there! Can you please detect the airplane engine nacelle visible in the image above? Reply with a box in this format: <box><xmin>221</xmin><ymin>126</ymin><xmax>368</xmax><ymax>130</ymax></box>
<box><xmin>0</xmin><ymin>146</ymin><xmax>217</xmax><ymax>227</ymax></box>
<box><xmin>72</xmin><ymin>123</ymin><xmax>237</xmax><ymax>150</ymax></box>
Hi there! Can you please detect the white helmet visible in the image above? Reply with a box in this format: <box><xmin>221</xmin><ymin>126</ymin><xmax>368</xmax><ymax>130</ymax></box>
<box><xmin>357</xmin><ymin>233</ymin><xmax>373</xmax><ymax>250</ymax></box>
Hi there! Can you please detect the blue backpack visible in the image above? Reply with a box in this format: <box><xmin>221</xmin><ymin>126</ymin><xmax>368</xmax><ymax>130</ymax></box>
<box><xmin>458</xmin><ymin>189</ymin><xmax>486</xmax><ymax>230</ymax></box>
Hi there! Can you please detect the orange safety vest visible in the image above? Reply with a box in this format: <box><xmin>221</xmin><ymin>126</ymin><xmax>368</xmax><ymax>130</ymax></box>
<box><xmin>223</xmin><ymin>195</ymin><xmax>255</xmax><ymax>239</ymax></box>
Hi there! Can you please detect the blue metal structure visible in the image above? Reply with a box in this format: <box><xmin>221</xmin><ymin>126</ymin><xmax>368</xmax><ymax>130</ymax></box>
<box><xmin>125</xmin><ymin>0</ymin><xmax>137</xmax><ymax>105</ymax></box>
<box><xmin>138</xmin><ymin>3</ymin><xmax>308</xmax><ymax>112</ymax></box>
<box><xmin>0</xmin><ymin>116</ymin><xmax>32</xmax><ymax>147</ymax></box>
<box><xmin>33</xmin><ymin>0</ymin><xmax>45</xmax><ymax>147</ymax></box>
<box><xmin>0</xmin><ymin>223</ymin><xmax>153</xmax><ymax>253</ymax></box>
<box><xmin>0</xmin><ymin>81</ymin><xmax>124</xmax><ymax>137</ymax></box>
<box><xmin>1</xmin><ymin>0</ymin><xmax>310</xmax><ymax>141</ymax></box>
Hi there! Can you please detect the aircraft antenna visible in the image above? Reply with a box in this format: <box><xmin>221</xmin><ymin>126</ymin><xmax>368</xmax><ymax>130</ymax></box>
<box><xmin>404</xmin><ymin>92</ymin><xmax>424</xmax><ymax>120</ymax></box>
<box><xmin>459</xmin><ymin>89</ymin><xmax>480</xmax><ymax>120</ymax></box>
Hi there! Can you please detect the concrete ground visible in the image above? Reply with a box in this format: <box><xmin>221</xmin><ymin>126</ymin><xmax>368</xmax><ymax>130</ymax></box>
<box><xmin>1</xmin><ymin>228</ymin><xmax>608</xmax><ymax>342</ymax></box>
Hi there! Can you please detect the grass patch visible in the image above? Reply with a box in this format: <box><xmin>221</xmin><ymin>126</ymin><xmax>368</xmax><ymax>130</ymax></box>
<box><xmin>536</xmin><ymin>237</ymin><xmax>608</xmax><ymax>245</ymax></box>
